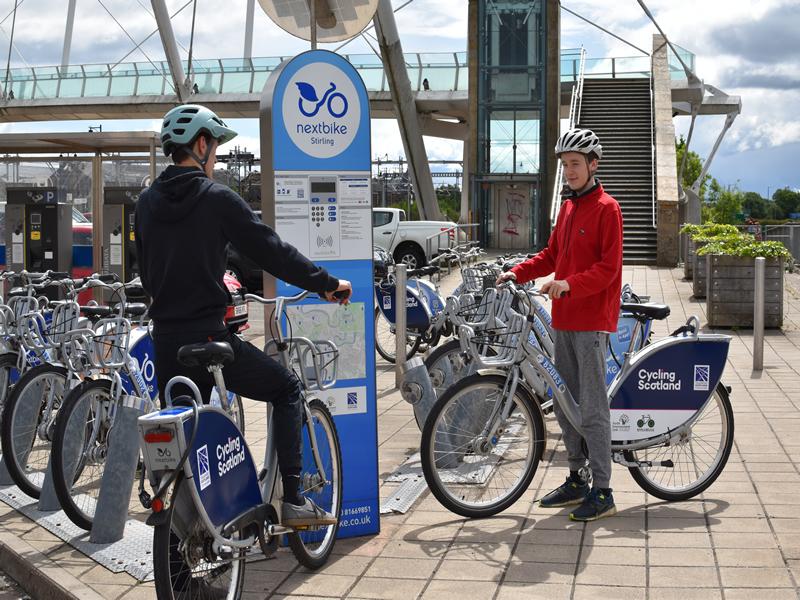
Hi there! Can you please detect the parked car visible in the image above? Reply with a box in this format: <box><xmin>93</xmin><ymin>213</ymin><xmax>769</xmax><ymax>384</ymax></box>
<box><xmin>372</xmin><ymin>208</ymin><xmax>459</xmax><ymax>269</ymax></box>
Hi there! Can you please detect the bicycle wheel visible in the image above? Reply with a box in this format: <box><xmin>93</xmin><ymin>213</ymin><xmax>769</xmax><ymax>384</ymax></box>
<box><xmin>374</xmin><ymin>307</ymin><xmax>420</xmax><ymax>364</ymax></box>
<box><xmin>0</xmin><ymin>364</ymin><xmax>66</xmax><ymax>498</ymax></box>
<box><xmin>0</xmin><ymin>352</ymin><xmax>19</xmax><ymax>415</ymax></box>
<box><xmin>624</xmin><ymin>382</ymin><xmax>734</xmax><ymax>501</ymax></box>
<box><xmin>288</xmin><ymin>399</ymin><xmax>342</xmax><ymax>569</ymax></box>
<box><xmin>51</xmin><ymin>378</ymin><xmax>113</xmax><ymax>530</ymax></box>
<box><xmin>153</xmin><ymin>473</ymin><xmax>246</xmax><ymax>600</ymax></box>
<box><xmin>421</xmin><ymin>373</ymin><xmax>546</xmax><ymax>518</ymax></box>
<box><xmin>420</xmin><ymin>339</ymin><xmax>477</xmax><ymax>428</ymax></box>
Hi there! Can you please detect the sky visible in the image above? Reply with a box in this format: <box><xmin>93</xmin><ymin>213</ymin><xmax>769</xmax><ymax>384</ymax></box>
<box><xmin>0</xmin><ymin>0</ymin><xmax>797</xmax><ymax>197</ymax></box>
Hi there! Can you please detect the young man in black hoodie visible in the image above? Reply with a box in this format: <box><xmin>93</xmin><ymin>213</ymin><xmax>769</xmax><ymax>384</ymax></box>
<box><xmin>136</xmin><ymin>104</ymin><xmax>352</xmax><ymax>526</ymax></box>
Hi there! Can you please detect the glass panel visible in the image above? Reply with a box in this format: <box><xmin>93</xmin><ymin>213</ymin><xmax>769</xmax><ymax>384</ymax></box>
<box><xmin>221</xmin><ymin>72</ymin><xmax>251</xmax><ymax>93</ymax></box>
<box><xmin>83</xmin><ymin>76</ymin><xmax>110</xmax><ymax>97</ymax></box>
<box><xmin>515</xmin><ymin>118</ymin><xmax>540</xmax><ymax>174</ymax></box>
<box><xmin>137</xmin><ymin>75</ymin><xmax>164</xmax><ymax>95</ymax></box>
<box><xmin>251</xmin><ymin>57</ymin><xmax>282</xmax><ymax>70</ymax></box>
<box><xmin>194</xmin><ymin>72</ymin><xmax>221</xmax><ymax>93</ymax></box>
<box><xmin>109</xmin><ymin>75</ymin><xmax>136</xmax><ymax>96</ymax></box>
<box><xmin>252</xmin><ymin>71</ymin><xmax>271</xmax><ymax>92</ymax></box>
<box><xmin>489</xmin><ymin>117</ymin><xmax>515</xmax><ymax>174</ymax></box>
<box><xmin>58</xmin><ymin>77</ymin><xmax>83</xmax><ymax>97</ymax></box>
<box><xmin>221</xmin><ymin>58</ymin><xmax>252</xmax><ymax>72</ymax></box>
<box><xmin>357</xmin><ymin>66</ymin><xmax>383</xmax><ymax>91</ymax></box>
<box><xmin>34</xmin><ymin>79</ymin><xmax>58</xmax><ymax>98</ymax></box>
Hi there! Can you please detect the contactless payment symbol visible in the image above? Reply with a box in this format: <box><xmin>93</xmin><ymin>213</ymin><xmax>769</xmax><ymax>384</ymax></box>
<box><xmin>197</xmin><ymin>444</ymin><xmax>211</xmax><ymax>491</ymax></box>
<box><xmin>693</xmin><ymin>365</ymin><xmax>710</xmax><ymax>391</ymax></box>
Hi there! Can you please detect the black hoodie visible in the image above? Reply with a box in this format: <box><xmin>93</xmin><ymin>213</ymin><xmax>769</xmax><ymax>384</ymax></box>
<box><xmin>135</xmin><ymin>166</ymin><xmax>339</xmax><ymax>334</ymax></box>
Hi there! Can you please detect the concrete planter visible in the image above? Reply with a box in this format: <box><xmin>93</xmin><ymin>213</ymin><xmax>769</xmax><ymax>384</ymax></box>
<box><xmin>705</xmin><ymin>254</ymin><xmax>784</xmax><ymax>328</ymax></box>
<box><xmin>691</xmin><ymin>241</ymin><xmax>709</xmax><ymax>298</ymax></box>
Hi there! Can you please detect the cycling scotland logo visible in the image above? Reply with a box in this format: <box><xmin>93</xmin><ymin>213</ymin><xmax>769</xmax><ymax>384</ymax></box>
<box><xmin>283</xmin><ymin>62</ymin><xmax>361</xmax><ymax>159</ymax></box>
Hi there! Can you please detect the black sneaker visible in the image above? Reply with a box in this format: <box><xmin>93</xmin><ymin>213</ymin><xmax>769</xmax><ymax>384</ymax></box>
<box><xmin>569</xmin><ymin>488</ymin><xmax>617</xmax><ymax>522</ymax></box>
<box><xmin>538</xmin><ymin>475</ymin><xmax>589</xmax><ymax>508</ymax></box>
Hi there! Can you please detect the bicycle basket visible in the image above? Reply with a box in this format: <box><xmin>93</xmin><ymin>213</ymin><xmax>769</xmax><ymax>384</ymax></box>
<box><xmin>266</xmin><ymin>336</ymin><xmax>339</xmax><ymax>391</ymax></box>
<box><xmin>462</xmin><ymin>311</ymin><xmax>527</xmax><ymax>367</ymax></box>
<box><xmin>461</xmin><ymin>265</ymin><xmax>501</xmax><ymax>293</ymax></box>
<box><xmin>90</xmin><ymin>317</ymin><xmax>132</xmax><ymax>369</ymax></box>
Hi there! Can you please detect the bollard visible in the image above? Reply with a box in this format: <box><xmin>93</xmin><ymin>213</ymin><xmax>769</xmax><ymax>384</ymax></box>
<box><xmin>39</xmin><ymin>391</ymin><xmax>91</xmax><ymax>511</ymax></box>
<box><xmin>400</xmin><ymin>356</ymin><xmax>437</xmax><ymax>429</ymax></box>
<box><xmin>395</xmin><ymin>264</ymin><xmax>407</xmax><ymax>388</ymax></box>
<box><xmin>753</xmin><ymin>256</ymin><xmax>765</xmax><ymax>371</ymax></box>
<box><xmin>90</xmin><ymin>396</ymin><xmax>147</xmax><ymax>544</ymax></box>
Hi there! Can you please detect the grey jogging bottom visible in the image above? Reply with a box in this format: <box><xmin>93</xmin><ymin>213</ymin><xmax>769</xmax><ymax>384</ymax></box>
<box><xmin>552</xmin><ymin>329</ymin><xmax>612</xmax><ymax>489</ymax></box>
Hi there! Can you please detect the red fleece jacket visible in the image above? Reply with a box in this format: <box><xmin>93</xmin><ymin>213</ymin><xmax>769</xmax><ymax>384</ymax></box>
<box><xmin>510</xmin><ymin>182</ymin><xmax>623</xmax><ymax>332</ymax></box>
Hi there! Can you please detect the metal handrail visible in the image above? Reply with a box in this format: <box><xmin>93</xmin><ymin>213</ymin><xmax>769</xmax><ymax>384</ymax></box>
<box><xmin>649</xmin><ymin>53</ymin><xmax>657</xmax><ymax>230</ymax></box>
<box><xmin>551</xmin><ymin>47</ymin><xmax>586</xmax><ymax>226</ymax></box>
<box><xmin>423</xmin><ymin>223</ymin><xmax>480</xmax><ymax>261</ymax></box>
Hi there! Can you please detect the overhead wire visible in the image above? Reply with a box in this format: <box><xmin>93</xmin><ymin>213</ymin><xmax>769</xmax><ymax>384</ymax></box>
<box><xmin>95</xmin><ymin>0</ymin><xmax>173</xmax><ymax>91</ymax></box>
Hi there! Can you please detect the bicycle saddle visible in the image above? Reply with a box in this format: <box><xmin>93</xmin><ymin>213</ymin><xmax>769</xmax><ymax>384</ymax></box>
<box><xmin>80</xmin><ymin>305</ymin><xmax>113</xmax><ymax>319</ymax></box>
<box><xmin>177</xmin><ymin>341</ymin><xmax>234</xmax><ymax>368</ymax></box>
<box><xmin>620</xmin><ymin>302</ymin><xmax>670</xmax><ymax>321</ymax></box>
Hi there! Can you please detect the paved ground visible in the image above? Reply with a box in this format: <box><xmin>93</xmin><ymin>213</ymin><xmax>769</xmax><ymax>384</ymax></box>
<box><xmin>0</xmin><ymin>263</ymin><xmax>799</xmax><ymax>599</ymax></box>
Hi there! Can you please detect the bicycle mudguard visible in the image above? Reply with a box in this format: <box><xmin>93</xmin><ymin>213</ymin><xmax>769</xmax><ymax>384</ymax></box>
<box><xmin>415</xmin><ymin>279</ymin><xmax>446</xmax><ymax>314</ymax></box>
<box><xmin>139</xmin><ymin>406</ymin><xmax>262</xmax><ymax>529</ymax></box>
<box><xmin>605</xmin><ymin>315</ymin><xmax>652</xmax><ymax>387</ymax></box>
<box><xmin>608</xmin><ymin>334</ymin><xmax>730</xmax><ymax>443</ymax></box>
<box><xmin>375</xmin><ymin>284</ymin><xmax>433</xmax><ymax>329</ymax></box>
<box><xmin>120</xmin><ymin>327</ymin><xmax>158</xmax><ymax>401</ymax></box>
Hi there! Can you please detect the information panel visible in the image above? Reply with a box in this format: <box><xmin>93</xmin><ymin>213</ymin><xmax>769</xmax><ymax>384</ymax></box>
<box><xmin>262</xmin><ymin>50</ymin><xmax>378</xmax><ymax>537</ymax></box>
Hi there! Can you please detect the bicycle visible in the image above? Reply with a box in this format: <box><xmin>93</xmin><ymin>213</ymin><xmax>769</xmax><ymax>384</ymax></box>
<box><xmin>421</xmin><ymin>283</ymin><xmax>734</xmax><ymax>517</ymax></box>
<box><xmin>296</xmin><ymin>81</ymin><xmax>348</xmax><ymax>118</ymax></box>
<box><xmin>49</xmin><ymin>280</ymin><xmax>245</xmax><ymax>530</ymax></box>
<box><xmin>138</xmin><ymin>290</ymin><xmax>342</xmax><ymax>599</ymax></box>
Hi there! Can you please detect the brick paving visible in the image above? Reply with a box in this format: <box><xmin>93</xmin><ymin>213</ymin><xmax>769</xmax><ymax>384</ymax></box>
<box><xmin>0</xmin><ymin>264</ymin><xmax>797</xmax><ymax>599</ymax></box>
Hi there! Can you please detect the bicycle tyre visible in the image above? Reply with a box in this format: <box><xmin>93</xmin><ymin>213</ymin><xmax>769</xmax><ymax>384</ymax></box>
<box><xmin>0</xmin><ymin>352</ymin><xmax>19</xmax><ymax>415</ymax></box>
<box><xmin>153</xmin><ymin>472</ymin><xmax>246</xmax><ymax>600</ymax></box>
<box><xmin>421</xmin><ymin>373</ymin><xmax>546</xmax><ymax>518</ymax></box>
<box><xmin>51</xmin><ymin>378</ymin><xmax>113</xmax><ymax>530</ymax></box>
<box><xmin>624</xmin><ymin>382</ymin><xmax>734</xmax><ymax>501</ymax></box>
<box><xmin>288</xmin><ymin>399</ymin><xmax>342</xmax><ymax>569</ymax></box>
<box><xmin>0</xmin><ymin>364</ymin><xmax>67</xmax><ymax>498</ymax></box>
<box><xmin>374</xmin><ymin>307</ymin><xmax>420</xmax><ymax>364</ymax></box>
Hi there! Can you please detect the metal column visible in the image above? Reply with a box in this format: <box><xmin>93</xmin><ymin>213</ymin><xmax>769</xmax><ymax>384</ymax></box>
<box><xmin>753</xmin><ymin>257</ymin><xmax>765</xmax><ymax>371</ymax></box>
<box><xmin>244</xmin><ymin>0</ymin><xmax>255</xmax><ymax>59</ymax></box>
<box><xmin>61</xmin><ymin>0</ymin><xmax>77</xmax><ymax>70</ymax></box>
<box><xmin>373</xmin><ymin>0</ymin><xmax>442</xmax><ymax>221</ymax></box>
<box><xmin>151</xmin><ymin>0</ymin><xmax>191</xmax><ymax>101</ymax></box>
<box><xmin>92</xmin><ymin>153</ymin><xmax>104</xmax><ymax>296</ymax></box>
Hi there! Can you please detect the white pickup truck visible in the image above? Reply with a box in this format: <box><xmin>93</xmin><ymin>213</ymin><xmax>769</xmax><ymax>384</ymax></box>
<box><xmin>372</xmin><ymin>208</ymin><xmax>459</xmax><ymax>269</ymax></box>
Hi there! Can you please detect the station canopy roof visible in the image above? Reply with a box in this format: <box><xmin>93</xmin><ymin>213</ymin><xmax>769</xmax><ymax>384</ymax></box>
<box><xmin>0</xmin><ymin>131</ymin><xmax>159</xmax><ymax>155</ymax></box>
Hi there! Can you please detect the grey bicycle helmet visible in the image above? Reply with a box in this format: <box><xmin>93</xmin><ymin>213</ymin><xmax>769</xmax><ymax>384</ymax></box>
<box><xmin>555</xmin><ymin>128</ymin><xmax>603</xmax><ymax>160</ymax></box>
<box><xmin>160</xmin><ymin>104</ymin><xmax>237</xmax><ymax>163</ymax></box>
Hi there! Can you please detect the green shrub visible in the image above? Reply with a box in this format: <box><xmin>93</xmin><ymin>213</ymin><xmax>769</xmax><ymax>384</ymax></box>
<box><xmin>697</xmin><ymin>237</ymin><xmax>792</xmax><ymax>260</ymax></box>
<box><xmin>693</xmin><ymin>232</ymin><xmax>753</xmax><ymax>244</ymax></box>
<box><xmin>679</xmin><ymin>223</ymin><xmax>740</xmax><ymax>239</ymax></box>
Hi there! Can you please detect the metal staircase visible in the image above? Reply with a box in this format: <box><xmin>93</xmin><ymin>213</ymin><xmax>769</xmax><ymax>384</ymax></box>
<box><xmin>578</xmin><ymin>78</ymin><xmax>657</xmax><ymax>265</ymax></box>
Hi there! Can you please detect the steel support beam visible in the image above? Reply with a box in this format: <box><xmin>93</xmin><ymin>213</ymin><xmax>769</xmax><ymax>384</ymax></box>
<box><xmin>244</xmin><ymin>0</ymin><xmax>255</xmax><ymax>59</ymax></box>
<box><xmin>151</xmin><ymin>0</ymin><xmax>191</xmax><ymax>102</ymax></box>
<box><xmin>373</xmin><ymin>0</ymin><xmax>442</xmax><ymax>221</ymax></box>
<box><xmin>61</xmin><ymin>0</ymin><xmax>77</xmax><ymax>70</ymax></box>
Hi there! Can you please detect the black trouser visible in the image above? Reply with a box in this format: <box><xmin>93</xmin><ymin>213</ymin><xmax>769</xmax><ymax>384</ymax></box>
<box><xmin>153</xmin><ymin>328</ymin><xmax>302</xmax><ymax>478</ymax></box>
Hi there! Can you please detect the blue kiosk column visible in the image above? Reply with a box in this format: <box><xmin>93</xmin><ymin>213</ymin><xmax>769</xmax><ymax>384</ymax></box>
<box><xmin>260</xmin><ymin>50</ymin><xmax>379</xmax><ymax>538</ymax></box>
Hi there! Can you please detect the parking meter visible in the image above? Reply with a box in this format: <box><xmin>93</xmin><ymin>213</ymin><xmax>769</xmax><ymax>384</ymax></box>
<box><xmin>103</xmin><ymin>187</ymin><xmax>140</xmax><ymax>282</ymax></box>
<box><xmin>5</xmin><ymin>187</ymin><xmax>72</xmax><ymax>274</ymax></box>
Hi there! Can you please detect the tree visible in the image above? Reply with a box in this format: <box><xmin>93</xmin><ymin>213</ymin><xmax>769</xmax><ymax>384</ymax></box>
<box><xmin>773</xmin><ymin>187</ymin><xmax>800</xmax><ymax>218</ymax></box>
<box><xmin>676</xmin><ymin>136</ymin><xmax>711</xmax><ymax>201</ymax></box>
<box><xmin>710</xmin><ymin>188</ymin><xmax>744</xmax><ymax>224</ymax></box>
<box><xmin>742</xmin><ymin>191</ymin><xmax>768</xmax><ymax>219</ymax></box>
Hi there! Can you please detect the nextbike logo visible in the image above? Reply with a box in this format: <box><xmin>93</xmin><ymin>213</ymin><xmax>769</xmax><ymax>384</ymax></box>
<box><xmin>283</xmin><ymin>62</ymin><xmax>360</xmax><ymax>159</ymax></box>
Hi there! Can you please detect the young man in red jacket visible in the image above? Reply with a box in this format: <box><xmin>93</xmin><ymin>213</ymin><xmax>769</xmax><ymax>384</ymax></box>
<box><xmin>497</xmin><ymin>128</ymin><xmax>623</xmax><ymax>521</ymax></box>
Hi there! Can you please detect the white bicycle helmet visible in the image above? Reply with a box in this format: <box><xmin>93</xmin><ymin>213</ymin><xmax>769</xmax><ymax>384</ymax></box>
<box><xmin>555</xmin><ymin>128</ymin><xmax>603</xmax><ymax>160</ymax></box>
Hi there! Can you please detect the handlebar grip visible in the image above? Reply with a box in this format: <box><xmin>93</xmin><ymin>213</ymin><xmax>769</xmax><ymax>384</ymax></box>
<box><xmin>97</xmin><ymin>273</ymin><xmax>120</xmax><ymax>284</ymax></box>
<box><xmin>47</xmin><ymin>271</ymin><xmax>72</xmax><ymax>281</ymax></box>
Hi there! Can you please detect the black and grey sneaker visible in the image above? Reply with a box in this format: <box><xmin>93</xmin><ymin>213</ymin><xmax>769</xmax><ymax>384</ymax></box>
<box><xmin>569</xmin><ymin>488</ymin><xmax>617</xmax><ymax>522</ymax></box>
<box><xmin>281</xmin><ymin>497</ymin><xmax>338</xmax><ymax>528</ymax></box>
<box><xmin>538</xmin><ymin>474</ymin><xmax>589</xmax><ymax>508</ymax></box>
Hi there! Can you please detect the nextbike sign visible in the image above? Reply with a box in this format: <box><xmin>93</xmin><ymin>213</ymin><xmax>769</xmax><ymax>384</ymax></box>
<box><xmin>270</xmin><ymin>50</ymin><xmax>370</xmax><ymax>172</ymax></box>
<box><xmin>284</xmin><ymin>63</ymin><xmax>361</xmax><ymax>159</ymax></box>
<box><xmin>261</xmin><ymin>50</ymin><xmax>378</xmax><ymax>539</ymax></box>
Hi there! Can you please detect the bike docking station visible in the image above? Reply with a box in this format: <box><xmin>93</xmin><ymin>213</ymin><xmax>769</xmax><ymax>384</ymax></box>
<box><xmin>260</xmin><ymin>49</ymin><xmax>380</xmax><ymax>539</ymax></box>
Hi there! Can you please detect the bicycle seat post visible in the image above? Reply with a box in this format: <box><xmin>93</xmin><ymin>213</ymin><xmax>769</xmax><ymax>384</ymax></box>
<box><xmin>208</xmin><ymin>363</ymin><xmax>228</xmax><ymax>403</ymax></box>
